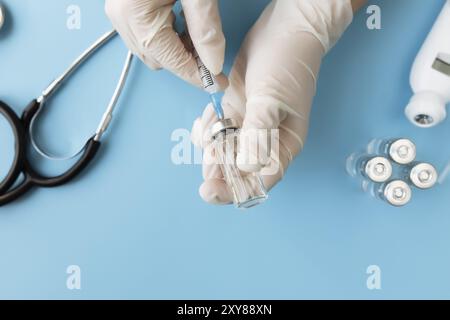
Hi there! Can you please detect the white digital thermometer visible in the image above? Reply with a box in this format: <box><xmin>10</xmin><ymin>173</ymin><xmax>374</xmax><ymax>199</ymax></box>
<box><xmin>406</xmin><ymin>0</ymin><xmax>450</xmax><ymax>127</ymax></box>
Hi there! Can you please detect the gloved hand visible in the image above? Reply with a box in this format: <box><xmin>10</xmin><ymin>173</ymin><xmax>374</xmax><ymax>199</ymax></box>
<box><xmin>191</xmin><ymin>0</ymin><xmax>354</xmax><ymax>204</ymax></box>
<box><xmin>105</xmin><ymin>0</ymin><xmax>226</xmax><ymax>88</ymax></box>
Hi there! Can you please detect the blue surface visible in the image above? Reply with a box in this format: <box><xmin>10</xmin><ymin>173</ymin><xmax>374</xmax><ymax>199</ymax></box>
<box><xmin>0</xmin><ymin>0</ymin><xmax>449</xmax><ymax>299</ymax></box>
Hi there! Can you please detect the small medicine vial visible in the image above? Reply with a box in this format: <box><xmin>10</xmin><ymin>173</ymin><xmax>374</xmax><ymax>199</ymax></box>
<box><xmin>402</xmin><ymin>162</ymin><xmax>438</xmax><ymax>190</ymax></box>
<box><xmin>346</xmin><ymin>153</ymin><xmax>393</xmax><ymax>184</ymax></box>
<box><xmin>211</xmin><ymin>119</ymin><xmax>268</xmax><ymax>209</ymax></box>
<box><xmin>367</xmin><ymin>180</ymin><xmax>413</xmax><ymax>207</ymax></box>
<box><xmin>367</xmin><ymin>138</ymin><xmax>417</xmax><ymax>165</ymax></box>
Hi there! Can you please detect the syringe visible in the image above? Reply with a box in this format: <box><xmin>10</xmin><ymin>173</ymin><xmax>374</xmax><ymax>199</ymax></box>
<box><xmin>193</xmin><ymin>49</ymin><xmax>225</xmax><ymax>120</ymax></box>
<box><xmin>177</xmin><ymin>11</ymin><xmax>225</xmax><ymax>120</ymax></box>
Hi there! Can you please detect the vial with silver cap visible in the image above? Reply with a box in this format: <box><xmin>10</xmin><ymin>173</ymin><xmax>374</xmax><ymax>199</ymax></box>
<box><xmin>366</xmin><ymin>180</ymin><xmax>413</xmax><ymax>207</ymax></box>
<box><xmin>211</xmin><ymin>118</ymin><xmax>268</xmax><ymax>209</ymax></box>
<box><xmin>346</xmin><ymin>153</ymin><xmax>393</xmax><ymax>187</ymax></box>
<box><xmin>367</xmin><ymin>138</ymin><xmax>417</xmax><ymax>165</ymax></box>
<box><xmin>401</xmin><ymin>162</ymin><xmax>438</xmax><ymax>190</ymax></box>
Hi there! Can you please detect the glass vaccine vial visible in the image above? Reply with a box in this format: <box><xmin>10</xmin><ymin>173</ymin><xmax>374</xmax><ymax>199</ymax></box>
<box><xmin>401</xmin><ymin>162</ymin><xmax>438</xmax><ymax>190</ymax></box>
<box><xmin>211</xmin><ymin>119</ymin><xmax>268</xmax><ymax>209</ymax></box>
<box><xmin>366</xmin><ymin>180</ymin><xmax>413</xmax><ymax>207</ymax></box>
<box><xmin>346</xmin><ymin>153</ymin><xmax>393</xmax><ymax>186</ymax></box>
<box><xmin>367</xmin><ymin>138</ymin><xmax>417</xmax><ymax>165</ymax></box>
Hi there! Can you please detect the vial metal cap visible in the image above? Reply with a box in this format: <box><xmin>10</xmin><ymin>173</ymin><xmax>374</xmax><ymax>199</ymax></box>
<box><xmin>365</xmin><ymin>157</ymin><xmax>393</xmax><ymax>183</ymax></box>
<box><xmin>410</xmin><ymin>163</ymin><xmax>438</xmax><ymax>189</ymax></box>
<box><xmin>211</xmin><ymin>118</ymin><xmax>239</xmax><ymax>138</ymax></box>
<box><xmin>389</xmin><ymin>139</ymin><xmax>416</xmax><ymax>164</ymax></box>
<box><xmin>384</xmin><ymin>180</ymin><xmax>412</xmax><ymax>207</ymax></box>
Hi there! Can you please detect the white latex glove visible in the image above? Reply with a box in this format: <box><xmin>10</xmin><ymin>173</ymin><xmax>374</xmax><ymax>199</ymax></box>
<box><xmin>105</xmin><ymin>0</ymin><xmax>226</xmax><ymax>87</ymax></box>
<box><xmin>191</xmin><ymin>0</ymin><xmax>354</xmax><ymax>204</ymax></box>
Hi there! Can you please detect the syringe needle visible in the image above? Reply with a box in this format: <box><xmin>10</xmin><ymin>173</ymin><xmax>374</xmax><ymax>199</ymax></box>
<box><xmin>210</xmin><ymin>93</ymin><xmax>224</xmax><ymax>120</ymax></box>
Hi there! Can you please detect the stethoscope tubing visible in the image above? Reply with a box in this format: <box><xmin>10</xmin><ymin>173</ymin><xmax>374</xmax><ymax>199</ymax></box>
<box><xmin>0</xmin><ymin>99</ymin><xmax>102</xmax><ymax>206</ymax></box>
<box><xmin>0</xmin><ymin>30</ymin><xmax>131</xmax><ymax>206</ymax></box>
<box><xmin>0</xmin><ymin>101</ymin><xmax>26</xmax><ymax>195</ymax></box>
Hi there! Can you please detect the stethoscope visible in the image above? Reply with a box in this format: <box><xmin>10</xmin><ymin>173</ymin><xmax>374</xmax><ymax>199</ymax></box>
<box><xmin>0</xmin><ymin>29</ymin><xmax>134</xmax><ymax>206</ymax></box>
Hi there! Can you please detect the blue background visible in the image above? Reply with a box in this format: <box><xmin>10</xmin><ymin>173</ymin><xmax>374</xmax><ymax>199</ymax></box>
<box><xmin>0</xmin><ymin>0</ymin><xmax>449</xmax><ymax>299</ymax></box>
